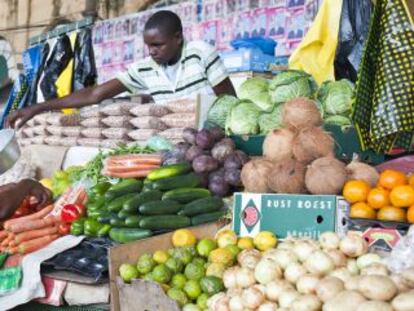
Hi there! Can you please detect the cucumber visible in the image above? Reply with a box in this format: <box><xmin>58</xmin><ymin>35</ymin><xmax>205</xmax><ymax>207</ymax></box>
<box><xmin>152</xmin><ymin>173</ymin><xmax>201</xmax><ymax>191</ymax></box>
<box><xmin>125</xmin><ymin>215</ymin><xmax>142</xmax><ymax>228</ymax></box>
<box><xmin>142</xmin><ymin>183</ymin><xmax>155</xmax><ymax>192</ymax></box>
<box><xmin>97</xmin><ymin>213</ymin><xmax>117</xmax><ymax>224</ymax></box>
<box><xmin>108</xmin><ymin>194</ymin><xmax>136</xmax><ymax>213</ymax></box>
<box><xmin>139</xmin><ymin>200</ymin><xmax>182</xmax><ymax>215</ymax></box>
<box><xmin>191</xmin><ymin>210</ymin><xmax>227</xmax><ymax>226</ymax></box>
<box><xmin>162</xmin><ymin>188</ymin><xmax>211</xmax><ymax>203</ymax></box>
<box><xmin>105</xmin><ymin>179</ymin><xmax>142</xmax><ymax>200</ymax></box>
<box><xmin>179</xmin><ymin>197</ymin><xmax>224</xmax><ymax>216</ymax></box>
<box><xmin>109</xmin><ymin>228</ymin><xmax>152</xmax><ymax>243</ymax></box>
<box><xmin>139</xmin><ymin>215</ymin><xmax>191</xmax><ymax>230</ymax></box>
<box><xmin>147</xmin><ymin>163</ymin><xmax>192</xmax><ymax>181</ymax></box>
<box><xmin>122</xmin><ymin>190</ymin><xmax>163</xmax><ymax>212</ymax></box>
<box><xmin>110</xmin><ymin>217</ymin><xmax>128</xmax><ymax>227</ymax></box>
<box><xmin>118</xmin><ymin>209</ymin><xmax>136</xmax><ymax>219</ymax></box>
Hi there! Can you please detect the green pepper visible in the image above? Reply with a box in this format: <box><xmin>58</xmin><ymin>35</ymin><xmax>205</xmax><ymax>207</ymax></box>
<box><xmin>88</xmin><ymin>196</ymin><xmax>106</xmax><ymax>210</ymax></box>
<box><xmin>93</xmin><ymin>182</ymin><xmax>112</xmax><ymax>196</ymax></box>
<box><xmin>84</xmin><ymin>218</ymin><xmax>104</xmax><ymax>237</ymax></box>
<box><xmin>87</xmin><ymin>209</ymin><xmax>106</xmax><ymax>219</ymax></box>
<box><xmin>97</xmin><ymin>224</ymin><xmax>112</xmax><ymax>237</ymax></box>
<box><xmin>70</xmin><ymin>218</ymin><xmax>86</xmax><ymax>236</ymax></box>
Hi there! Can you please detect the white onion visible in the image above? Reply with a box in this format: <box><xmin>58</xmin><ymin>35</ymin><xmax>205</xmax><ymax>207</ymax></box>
<box><xmin>255</xmin><ymin>259</ymin><xmax>282</xmax><ymax>284</ymax></box>
<box><xmin>284</xmin><ymin>262</ymin><xmax>307</xmax><ymax>284</ymax></box>
<box><xmin>223</xmin><ymin>266</ymin><xmax>239</xmax><ymax>289</ymax></box>
<box><xmin>236</xmin><ymin>267</ymin><xmax>256</xmax><ymax>288</ymax></box>
<box><xmin>290</xmin><ymin>294</ymin><xmax>322</xmax><ymax>311</ymax></box>
<box><xmin>329</xmin><ymin>267</ymin><xmax>352</xmax><ymax>283</ymax></box>
<box><xmin>296</xmin><ymin>274</ymin><xmax>320</xmax><ymax>294</ymax></box>
<box><xmin>360</xmin><ymin>263</ymin><xmax>389</xmax><ymax>276</ymax></box>
<box><xmin>347</xmin><ymin>259</ymin><xmax>359</xmax><ymax>275</ymax></box>
<box><xmin>390</xmin><ymin>274</ymin><xmax>410</xmax><ymax>293</ymax></box>
<box><xmin>264</xmin><ymin>249</ymin><xmax>298</xmax><ymax>270</ymax></box>
<box><xmin>319</xmin><ymin>232</ymin><xmax>340</xmax><ymax>250</ymax></box>
<box><xmin>253</xmin><ymin>284</ymin><xmax>267</xmax><ymax>296</ymax></box>
<box><xmin>238</xmin><ymin>249</ymin><xmax>262</xmax><ymax>270</ymax></box>
<box><xmin>242</xmin><ymin>287</ymin><xmax>265</xmax><ymax>309</ymax></box>
<box><xmin>356</xmin><ymin>253</ymin><xmax>382</xmax><ymax>270</ymax></box>
<box><xmin>345</xmin><ymin>276</ymin><xmax>362</xmax><ymax>291</ymax></box>
<box><xmin>304</xmin><ymin>250</ymin><xmax>335</xmax><ymax>276</ymax></box>
<box><xmin>316</xmin><ymin>276</ymin><xmax>345</xmax><ymax>302</ymax></box>
<box><xmin>229</xmin><ymin>295</ymin><xmax>244</xmax><ymax>311</ymax></box>
<box><xmin>208</xmin><ymin>293</ymin><xmax>227</xmax><ymax>310</ymax></box>
<box><xmin>227</xmin><ymin>288</ymin><xmax>243</xmax><ymax>298</ymax></box>
<box><xmin>292</xmin><ymin>241</ymin><xmax>316</xmax><ymax>263</ymax></box>
<box><xmin>266</xmin><ymin>280</ymin><xmax>294</xmax><ymax>302</ymax></box>
<box><xmin>339</xmin><ymin>235</ymin><xmax>368</xmax><ymax>258</ymax></box>
<box><xmin>257</xmin><ymin>302</ymin><xmax>278</xmax><ymax>311</ymax></box>
<box><xmin>277</xmin><ymin>240</ymin><xmax>295</xmax><ymax>251</ymax></box>
<box><xmin>278</xmin><ymin>289</ymin><xmax>300</xmax><ymax>308</ymax></box>
<box><xmin>326</xmin><ymin>249</ymin><xmax>347</xmax><ymax>267</ymax></box>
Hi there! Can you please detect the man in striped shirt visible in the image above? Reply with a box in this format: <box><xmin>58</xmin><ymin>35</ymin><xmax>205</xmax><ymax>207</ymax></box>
<box><xmin>7</xmin><ymin>11</ymin><xmax>236</xmax><ymax>128</ymax></box>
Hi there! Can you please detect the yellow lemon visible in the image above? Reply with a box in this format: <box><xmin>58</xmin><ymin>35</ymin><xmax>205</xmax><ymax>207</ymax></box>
<box><xmin>254</xmin><ymin>231</ymin><xmax>278</xmax><ymax>251</ymax></box>
<box><xmin>153</xmin><ymin>250</ymin><xmax>170</xmax><ymax>264</ymax></box>
<box><xmin>215</xmin><ymin>229</ymin><xmax>238</xmax><ymax>248</ymax></box>
<box><xmin>208</xmin><ymin>248</ymin><xmax>234</xmax><ymax>267</ymax></box>
<box><xmin>39</xmin><ymin>178</ymin><xmax>53</xmax><ymax>190</ymax></box>
<box><xmin>237</xmin><ymin>237</ymin><xmax>255</xmax><ymax>250</ymax></box>
<box><xmin>172</xmin><ymin>229</ymin><xmax>197</xmax><ymax>248</ymax></box>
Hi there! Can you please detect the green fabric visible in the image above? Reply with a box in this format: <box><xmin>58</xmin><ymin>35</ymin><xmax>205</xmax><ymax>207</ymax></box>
<box><xmin>0</xmin><ymin>253</ymin><xmax>8</xmax><ymax>268</ymax></box>
<box><xmin>12</xmin><ymin>302</ymin><xmax>109</xmax><ymax>311</ymax></box>
<box><xmin>0</xmin><ymin>266</ymin><xmax>22</xmax><ymax>295</ymax></box>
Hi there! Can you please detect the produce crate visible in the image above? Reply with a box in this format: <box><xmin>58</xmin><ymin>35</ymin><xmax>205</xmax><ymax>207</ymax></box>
<box><xmin>232</xmin><ymin>192</ymin><xmax>349</xmax><ymax>239</ymax></box>
<box><xmin>108</xmin><ymin>222</ymin><xmax>224</xmax><ymax>311</ymax></box>
<box><xmin>230</xmin><ymin>124</ymin><xmax>386</xmax><ymax>164</ymax></box>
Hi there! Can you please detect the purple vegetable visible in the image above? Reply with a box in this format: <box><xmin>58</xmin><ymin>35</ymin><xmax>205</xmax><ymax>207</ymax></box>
<box><xmin>209</xmin><ymin>178</ymin><xmax>230</xmax><ymax>197</ymax></box>
<box><xmin>192</xmin><ymin>155</ymin><xmax>219</xmax><ymax>173</ymax></box>
<box><xmin>183</xmin><ymin>128</ymin><xmax>197</xmax><ymax>145</ymax></box>
<box><xmin>208</xmin><ymin>169</ymin><xmax>225</xmax><ymax>183</ymax></box>
<box><xmin>163</xmin><ymin>157</ymin><xmax>187</xmax><ymax>166</ymax></box>
<box><xmin>211</xmin><ymin>138</ymin><xmax>236</xmax><ymax>162</ymax></box>
<box><xmin>224</xmin><ymin>169</ymin><xmax>242</xmax><ymax>187</ymax></box>
<box><xmin>185</xmin><ymin>145</ymin><xmax>205</xmax><ymax>162</ymax></box>
<box><xmin>195</xmin><ymin>129</ymin><xmax>215</xmax><ymax>150</ymax></box>
<box><xmin>224</xmin><ymin>150</ymin><xmax>250</xmax><ymax>170</ymax></box>
<box><xmin>209</xmin><ymin>127</ymin><xmax>225</xmax><ymax>142</ymax></box>
<box><xmin>195</xmin><ymin>173</ymin><xmax>209</xmax><ymax>188</ymax></box>
<box><xmin>162</xmin><ymin>150</ymin><xmax>185</xmax><ymax>165</ymax></box>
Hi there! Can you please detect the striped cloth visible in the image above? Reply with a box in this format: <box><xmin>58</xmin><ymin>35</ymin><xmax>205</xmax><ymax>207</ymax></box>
<box><xmin>116</xmin><ymin>40</ymin><xmax>228</xmax><ymax>104</ymax></box>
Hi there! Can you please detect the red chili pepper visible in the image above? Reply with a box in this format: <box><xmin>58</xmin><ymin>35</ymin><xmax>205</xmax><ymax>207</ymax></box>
<box><xmin>61</xmin><ymin>204</ymin><xmax>85</xmax><ymax>223</ymax></box>
<box><xmin>58</xmin><ymin>223</ymin><xmax>71</xmax><ymax>235</ymax></box>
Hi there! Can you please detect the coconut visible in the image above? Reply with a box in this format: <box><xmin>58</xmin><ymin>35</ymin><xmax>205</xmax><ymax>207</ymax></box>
<box><xmin>282</xmin><ymin>97</ymin><xmax>322</xmax><ymax>129</ymax></box>
<box><xmin>305</xmin><ymin>156</ymin><xmax>347</xmax><ymax>195</ymax></box>
<box><xmin>268</xmin><ymin>159</ymin><xmax>306</xmax><ymax>194</ymax></box>
<box><xmin>241</xmin><ymin>158</ymin><xmax>274</xmax><ymax>193</ymax></box>
<box><xmin>346</xmin><ymin>160</ymin><xmax>379</xmax><ymax>187</ymax></box>
<box><xmin>263</xmin><ymin>128</ymin><xmax>296</xmax><ymax>162</ymax></box>
<box><xmin>293</xmin><ymin>127</ymin><xmax>334</xmax><ymax>164</ymax></box>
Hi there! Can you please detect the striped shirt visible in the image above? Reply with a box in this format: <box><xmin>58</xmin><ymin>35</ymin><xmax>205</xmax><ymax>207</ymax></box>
<box><xmin>116</xmin><ymin>41</ymin><xmax>228</xmax><ymax>103</ymax></box>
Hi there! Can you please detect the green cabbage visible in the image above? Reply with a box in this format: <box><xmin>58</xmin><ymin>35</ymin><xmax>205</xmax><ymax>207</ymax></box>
<box><xmin>225</xmin><ymin>100</ymin><xmax>261</xmax><ymax>135</ymax></box>
<box><xmin>324</xmin><ymin>115</ymin><xmax>352</xmax><ymax>127</ymax></box>
<box><xmin>269</xmin><ymin>70</ymin><xmax>318</xmax><ymax>104</ymax></box>
<box><xmin>239</xmin><ymin>77</ymin><xmax>273</xmax><ymax>112</ymax></box>
<box><xmin>207</xmin><ymin>95</ymin><xmax>239</xmax><ymax>128</ymax></box>
<box><xmin>318</xmin><ymin>79</ymin><xmax>354</xmax><ymax>116</ymax></box>
<box><xmin>258</xmin><ymin>104</ymin><xmax>284</xmax><ymax>134</ymax></box>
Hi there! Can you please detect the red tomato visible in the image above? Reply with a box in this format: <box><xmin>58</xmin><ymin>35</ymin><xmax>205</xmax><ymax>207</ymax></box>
<box><xmin>58</xmin><ymin>223</ymin><xmax>71</xmax><ymax>235</ymax></box>
<box><xmin>61</xmin><ymin>204</ymin><xmax>85</xmax><ymax>223</ymax></box>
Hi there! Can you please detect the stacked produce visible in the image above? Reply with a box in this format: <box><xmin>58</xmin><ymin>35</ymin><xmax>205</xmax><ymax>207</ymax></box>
<box><xmin>163</xmin><ymin>127</ymin><xmax>250</xmax><ymax>197</ymax></box>
<box><xmin>71</xmin><ymin>163</ymin><xmax>227</xmax><ymax>242</ymax></box>
<box><xmin>101</xmin><ymin>154</ymin><xmax>162</xmax><ymax>178</ymax></box>
<box><xmin>344</xmin><ymin>168</ymin><xmax>414</xmax><ymax>224</ymax></box>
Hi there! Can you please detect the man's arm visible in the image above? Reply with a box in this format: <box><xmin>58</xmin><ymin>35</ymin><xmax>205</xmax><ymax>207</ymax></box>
<box><xmin>7</xmin><ymin>79</ymin><xmax>128</xmax><ymax>128</ymax></box>
<box><xmin>213</xmin><ymin>77</ymin><xmax>237</xmax><ymax>97</ymax></box>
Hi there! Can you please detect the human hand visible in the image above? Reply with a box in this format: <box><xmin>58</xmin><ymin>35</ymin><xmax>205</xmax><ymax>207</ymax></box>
<box><xmin>19</xmin><ymin>179</ymin><xmax>53</xmax><ymax>207</ymax></box>
<box><xmin>5</xmin><ymin>106</ymin><xmax>37</xmax><ymax>129</ymax></box>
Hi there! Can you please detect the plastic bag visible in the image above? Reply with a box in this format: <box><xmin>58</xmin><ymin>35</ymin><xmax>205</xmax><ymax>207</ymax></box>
<box><xmin>100</xmin><ymin>102</ymin><xmax>135</xmax><ymax>116</ymax></box>
<box><xmin>27</xmin><ymin>43</ymin><xmax>50</xmax><ymax>106</ymax></box>
<box><xmin>159</xmin><ymin>128</ymin><xmax>185</xmax><ymax>140</ymax></box>
<box><xmin>77</xmin><ymin>138</ymin><xmax>101</xmax><ymax>147</ymax></box>
<box><xmin>72</xmin><ymin>28</ymin><xmax>97</xmax><ymax>91</ymax></box>
<box><xmin>55</xmin><ymin>32</ymin><xmax>77</xmax><ymax>98</ymax></box>
<box><xmin>80</xmin><ymin>117</ymin><xmax>101</xmax><ymax>128</ymax></box>
<box><xmin>62</xmin><ymin>126</ymin><xmax>82</xmax><ymax>137</ymax></box>
<box><xmin>80</xmin><ymin>106</ymin><xmax>101</xmax><ymax>118</ymax></box>
<box><xmin>81</xmin><ymin>128</ymin><xmax>103</xmax><ymax>139</ymax></box>
<box><xmin>101</xmin><ymin>116</ymin><xmax>131</xmax><ymax>128</ymax></box>
<box><xmin>100</xmin><ymin>139</ymin><xmax>124</xmax><ymax>149</ymax></box>
<box><xmin>145</xmin><ymin>135</ymin><xmax>174</xmax><ymax>151</ymax></box>
<box><xmin>231</xmin><ymin>37</ymin><xmax>277</xmax><ymax>56</ymax></box>
<box><xmin>163</xmin><ymin>100</ymin><xmax>198</xmax><ymax>113</ymax></box>
<box><xmin>102</xmin><ymin>128</ymin><xmax>129</xmax><ymax>140</ymax></box>
<box><xmin>386</xmin><ymin>226</ymin><xmax>414</xmax><ymax>273</ymax></box>
<box><xmin>161</xmin><ymin>113</ymin><xmax>196</xmax><ymax>128</ymax></box>
<box><xmin>334</xmin><ymin>0</ymin><xmax>372</xmax><ymax>82</ymax></box>
<box><xmin>47</xmin><ymin>126</ymin><xmax>64</xmax><ymax>136</ymax></box>
<box><xmin>130</xmin><ymin>117</ymin><xmax>168</xmax><ymax>130</ymax></box>
<box><xmin>128</xmin><ymin>129</ymin><xmax>159</xmax><ymax>141</ymax></box>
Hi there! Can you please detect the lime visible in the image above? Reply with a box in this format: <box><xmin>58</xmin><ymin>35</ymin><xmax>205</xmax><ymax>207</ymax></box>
<box><xmin>185</xmin><ymin>246</ymin><xmax>198</xmax><ymax>257</ymax></box>
<box><xmin>172</xmin><ymin>229</ymin><xmax>197</xmax><ymax>247</ymax></box>
<box><xmin>196</xmin><ymin>238</ymin><xmax>217</xmax><ymax>258</ymax></box>
<box><xmin>185</xmin><ymin>262</ymin><xmax>206</xmax><ymax>281</ymax></box>
<box><xmin>170</xmin><ymin>273</ymin><xmax>187</xmax><ymax>289</ymax></box>
<box><xmin>172</xmin><ymin>247</ymin><xmax>193</xmax><ymax>265</ymax></box>
<box><xmin>183</xmin><ymin>303</ymin><xmax>202</xmax><ymax>311</ymax></box>
<box><xmin>142</xmin><ymin>272</ymin><xmax>154</xmax><ymax>282</ymax></box>
<box><xmin>237</xmin><ymin>237</ymin><xmax>255</xmax><ymax>250</ymax></box>
<box><xmin>167</xmin><ymin>288</ymin><xmax>189</xmax><ymax>307</ymax></box>
<box><xmin>119</xmin><ymin>263</ymin><xmax>138</xmax><ymax>282</ymax></box>
<box><xmin>192</xmin><ymin>257</ymin><xmax>207</xmax><ymax>267</ymax></box>
<box><xmin>225</xmin><ymin>244</ymin><xmax>241</xmax><ymax>258</ymax></box>
<box><xmin>200</xmin><ymin>276</ymin><xmax>224</xmax><ymax>296</ymax></box>
<box><xmin>165</xmin><ymin>257</ymin><xmax>184</xmax><ymax>274</ymax></box>
<box><xmin>197</xmin><ymin>293</ymin><xmax>209</xmax><ymax>309</ymax></box>
<box><xmin>254</xmin><ymin>231</ymin><xmax>278</xmax><ymax>251</ymax></box>
<box><xmin>206</xmin><ymin>263</ymin><xmax>226</xmax><ymax>278</ymax></box>
<box><xmin>184</xmin><ymin>280</ymin><xmax>202</xmax><ymax>300</ymax></box>
<box><xmin>152</xmin><ymin>264</ymin><xmax>172</xmax><ymax>284</ymax></box>
<box><xmin>216</xmin><ymin>229</ymin><xmax>238</xmax><ymax>248</ymax></box>
<box><xmin>136</xmin><ymin>253</ymin><xmax>156</xmax><ymax>274</ymax></box>
<box><xmin>153</xmin><ymin>250</ymin><xmax>170</xmax><ymax>264</ymax></box>
<box><xmin>208</xmin><ymin>248</ymin><xmax>234</xmax><ymax>267</ymax></box>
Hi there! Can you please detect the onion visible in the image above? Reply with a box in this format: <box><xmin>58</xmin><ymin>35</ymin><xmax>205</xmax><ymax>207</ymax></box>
<box><xmin>268</xmin><ymin>159</ymin><xmax>306</xmax><ymax>194</ymax></box>
<box><xmin>278</xmin><ymin>289</ymin><xmax>300</xmax><ymax>308</ymax></box>
<box><xmin>237</xmin><ymin>249</ymin><xmax>262</xmax><ymax>270</ymax></box>
<box><xmin>296</xmin><ymin>274</ymin><xmax>320</xmax><ymax>294</ymax></box>
<box><xmin>305</xmin><ymin>156</ymin><xmax>347</xmax><ymax>194</ymax></box>
<box><xmin>241</xmin><ymin>158</ymin><xmax>274</xmax><ymax>193</ymax></box>
<box><xmin>346</xmin><ymin>160</ymin><xmax>379</xmax><ymax>187</ymax></box>
<box><xmin>253</xmin><ymin>284</ymin><xmax>267</xmax><ymax>296</ymax></box>
<box><xmin>392</xmin><ymin>290</ymin><xmax>414</xmax><ymax>311</ymax></box>
<box><xmin>304</xmin><ymin>250</ymin><xmax>335</xmax><ymax>276</ymax></box>
<box><xmin>227</xmin><ymin>288</ymin><xmax>243</xmax><ymax>298</ymax></box>
<box><xmin>329</xmin><ymin>267</ymin><xmax>352</xmax><ymax>283</ymax></box>
<box><xmin>290</xmin><ymin>294</ymin><xmax>322</xmax><ymax>311</ymax></box>
<box><xmin>284</xmin><ymin>262</ymin><xmax>307</xmax><ymax>284</ymax></box>
<box><xmin>345</xmin><ymin>275</ymin><xmax>362</xmax><ymax>291</ymax></box>
<box><xmin>360</xmin><ymin>263</ymin><xmax>389</xmax><ymax>276</ymax></box>
<box><xmin>229</xmin><ymin>295</ymin><xmax>244</xmax><ymax>311</ymax></box>
<box><xmin>208</xmin><ymin>293</ymin><xmax>228</xmax><ymax>310</ymax></box>
<box><xmin>282</xmin><ymin>97</ymin><xmax>322</xmax><ymax>129</ymax></box>
<box><xmin>401</xmin><ymin>268</ymin><xmax>414</xmax><ymax>288</ymax></box>
<box><xmin>347</xmin><ymin>259</ymin><xmax>359</xmax><ymax>275</ymax></box>
<box><xmin>326</xmin><ymin>249</ymin><xmax>347</xmax><ymax>267</ymax></box>
<box><xmin>358</xmin><ymin>275</ymin><xmax>398</xmax><ymax>301</ymax></box>
<box><xmin>223</xmin><ymin>266</ymin><xmax>239</xmax><ymax>289</ymax></box>
<box><xmin>316</xmin><ymin>276</ymin><xmax>345</xmax><ymax>302</ymax></box>
<box><xmin>257</xmin><ymin>301</ymin><xmax>278</xmax><ymax>311</ymax></box>
<box><xmin>242</xmin><ymin>287</ymin><xmax>265</xmax><ymax>309</ymax></box>
<box><xmin>356</xmin><ymin>301</ymin><xmax>393</xmax><ymax>311</ymax></box>
<box><xmin>263</xmin><ymin>128</ymin><xmax>295</xmax><ymax>162</ymax></box>
<box><xmin>323</xmin><ymin>290</ymin><xmax>366</xmax><ymax>311</ymax></box>
<box><xmin>266</xmin><ymin>280</ymin><xmax>294</xmax><ymax>302</ymax></box>
<box><xmin>292</xmin><ymin>127</ymin><xmax>334</xmax><ymax>164</ymax></box>
<box><xmin>263</xmin><ymin>249</ymin><xmax>298</xmax><ymax>270</ymax></box>
<box><xmin>277</xmin><ymin>240</ymin><xmax>295</xmax><ymax>251</ymax></box>
<box><xmin>255</xmin><ymin>259</ymin><xmax>282</xmax><ymax>284</ymax></box>
<box><xmin>356</xmin><ymin>253</ymin><xmax>382</xmax><ymax>270</ymax></box>
<box><xmin>236</xmin><ymin>267</ymin><xmax>256</xmax><ymax>288</ymax></box>
<box><xmin>390</xmin><ymin>274</ymin><xmax>410</xmax><ymax>293</ymax></box>
<box><xmin>319</xmin><ymin>232</ymin><xmax>340</xmax><ymax>250</ymax></box>
<box><xmin>293</xmin><ymin>241</ymin><xmax>317</xmax><ymax>263</ymax></box>
<box><xmin>339</xmin><ymin>234</ymin><xmax>368</xmax><ymax>258</ymax></box>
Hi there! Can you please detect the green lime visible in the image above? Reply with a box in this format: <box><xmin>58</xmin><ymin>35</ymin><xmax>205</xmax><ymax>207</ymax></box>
<box><xmin>185</xmin><ymin>246</ymin><xmax>197</xmax><ymax>257</ymax></box>
<box><xmin>184</xmin><ymin>262</ymin><xmax>206</xmax><ymax>281</ymax></box>
<box><xmin>200</xmin><ymin>276</ymin><xmax>224</xmax><ymax>296</ymax></box>
<box><xmin>119</xmin><ymin>263</ymin><xmax>138</xmax><ymax>282</ymax></box>
<box><xmin>153</xmin><ymin>250</ymin><xmax>170</xmax><ymax>264</ymax></box>
<box><xmin>184</xmin><ymin>280</ymin><xmax>202</xmax><ymax>300</ymax></box>
<box><xmin>152</xmin><ymin>264</ymin><xmax>172</xmax><ymax>284</ymax></box>
<box><xmin>167</xmin><ymin>288</ymin><xmax>188</xmax><ymax>307</ymax></box>
<box><xmin>192</xmin><ymin>257</ymin><xmax>207</xmax><ymax>267</ymax></box>
<box><xmin>205</xmin><ymin>263</ymin><xmax>226</xmax><ymax>278</ymax></box>
<box><xmin>170</xmin><ymin>273</ymin><xmax>187</xmax><ymax>289</ymax></box>
<box><xmin>136</xmin><ymin>253</ymin><xmax>156</xmax><ymax>275</ymax></box>
<box><xmin>197</xmin><ymin>293</ymin><xmax>209</xmax><ymax>309</ymax></box>
<box><xmin>165</xmin><ymin>257</ymin><xmax>184</xmax><ymax>274</ymax></box>
<box><xmin>196</xmin><ymin>239</ymin><xmax>217</xmax><ymax>258</ymax></box>
<box><xmin>173</xmin><ymin>247</ymin><xmax>193</xmax><ymax>265</ymax></box>
<box><xmin>142</xmin><ymin>272</ymin><xmax>154</xmax><ymax>282</ymax></box>
<box><xmin>225</xmin><ymin>244</ymin><xmax>241</xmax><ymax>258</ymax></box>
<box><xmin>183</xmin><ymin>303</ymin><xmax>202</xmax><ymax>311</ymax></box>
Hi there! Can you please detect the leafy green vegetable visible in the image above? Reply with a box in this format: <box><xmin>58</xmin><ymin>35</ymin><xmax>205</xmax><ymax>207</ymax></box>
<box><xmin>324</xmin><ymin>115</ymin><xmax>352</xmax><ymax>127</ymax></box>
<box><xmin>145</xmin><ymin>135</ymin><xmax>174</xmax><ymax>151</ymax></box>
<box><xmin>269</xmin><ymin>70</ymin><xmax>318</xmax><ymax>104</ymax></box>
<box><xmin>225</xmin><ymin>100</ymin><xmax>261</xmax><ymax>135</ymax></box>
<box><xmin>207</xmin><ymin>95</ymin><xmax>239</xmax><ymax>128</ymax></box>
<box><xmin>258</xmin><ymin>104</ymin><xmax>284</xmax><ymax>134</ymax></box>
<box><xmin>318</xmin><ymin>79</ymin><xmax>354</xmax><ymax>116</ymax></box>
<box><xmin>239</xmin><ymin>77</ymin><xmax>273</xmax><ymax>112</ymax></box>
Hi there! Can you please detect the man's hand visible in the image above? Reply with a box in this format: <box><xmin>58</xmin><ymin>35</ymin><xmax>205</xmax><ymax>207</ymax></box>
<box><xmin>19</xmin><ymin>179</ymin><xmax>53</xmax><ymax>207</ymax></box>
<box><xmin>6</xmin><ymin>106</ymin><xmax>37</xmax><ymax>129</ymax></box>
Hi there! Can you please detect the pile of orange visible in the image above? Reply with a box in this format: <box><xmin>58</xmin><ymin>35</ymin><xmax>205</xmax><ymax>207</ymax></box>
<box><xmin>343</xmin><ymin>169</ymin><xmax>414</xmax><ymax>223</ymax></box>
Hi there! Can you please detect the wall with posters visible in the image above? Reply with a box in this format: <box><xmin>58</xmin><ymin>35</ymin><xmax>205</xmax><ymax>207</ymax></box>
<box><xmin>93</xmin><ymin>0</ymin><xmax>320</xmax><ymax>84</ymax></box>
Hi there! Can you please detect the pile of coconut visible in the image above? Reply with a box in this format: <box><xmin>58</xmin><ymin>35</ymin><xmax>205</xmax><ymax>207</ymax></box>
<box><xmin>241</xmin><ymin>98</ymin><xmax>379</xmax><ymax>195</ymax></box>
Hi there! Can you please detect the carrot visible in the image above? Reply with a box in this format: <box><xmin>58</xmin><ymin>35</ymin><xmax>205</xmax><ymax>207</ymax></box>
<box><xmin>102</xmin><ymin>169</ymin><xmax>154</xmax><ymax>178</ymax></box>
<box><xmin>108</xmin><ymin>154</ymin><xmax>161</xmax><ymax>161</ymax></box>
<box><xmin>8</xmin><ymin>247</ymin><xmax>17</xmax><ymax>255</ymax></box>
<box><xmin>15</xmin><ymin>226</ymin><xmax>59</xmax><ymax>244</ymax></box>
<box><xmin>8</xmin><ymin>216</ymin><xmax>59</xmax><ymax>234</ymax></box>
<box><xmin>106</xmin><ymin>155</ymin><xmax>161</xmax><ymax>166</ymax></box>
<box><xmin>8</xmin><ymin>240</ymin><xmax>16</xmax><ymax>247</ymax></box>
<box><xmin>104</xmin><ymin>164</ymin><xmax>159</xmax><ymax>173</ymax></box>
<box><xmin>0</xmin><ymin>230</ymin><xmax>8</xmax><ymax>241</ymax></box>
<box><xmin>18</xmin><ymin>234</ymin><xmax>59</xmax><ymax>254</ymax></box>
<box><xmin>1</xmin><ymin>233</ymin><xmax>14</xmax><ymax>247</ymax></box>
<box><xmin>4</xmin><ymin>205</ymin><xmax>53</xmax><ymax>230</ymax></box>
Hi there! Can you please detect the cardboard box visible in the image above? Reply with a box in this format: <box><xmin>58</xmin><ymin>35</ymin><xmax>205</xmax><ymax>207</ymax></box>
<box><xmin>232</xmin><ymin>192</ymin><xmax>349</xmax><ymax>239</ymax></box>
<box><xmin>109</xmin><ymin>222</ymin><xmax>223</xmax><ymax>311</ymax></box>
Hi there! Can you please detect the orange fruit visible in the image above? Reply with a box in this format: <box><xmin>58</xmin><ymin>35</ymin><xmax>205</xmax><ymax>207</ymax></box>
<box><xmin>390</xmin><ymin>185</ymin><xmax>414</xmax><ymax>207</ymax></box>
<box><xmin>407</xmin><ymin>205</ymin><xmax>414</xmax><ymax>224</ymax></box>
<box><xmin>367</xmin><ymin>187</ymin><xmax>390</xmax><ymax>209</ymax></box>
<box><xmin>378</xmin><ymin>169</ymin><xmax>407</xmax><ymax>190</ymax></box>
<box><xmin>409</xmin><ymin>175</ymin><xmax>414</xmax><ymax>188</ymax></box>
<box><xmin>343</xmin><ymin>180</ymin><xmax>371</xmax><ymax>203</ymax></box>
<box><xmin>377</xmin><ymin>206</ymin><xmax>406</xmax><ymax>222</ymax></box>
<box><xmin>350</xmin><ymin>202</ymin><xmax>376</xmax><ymax>219</ymax></box>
